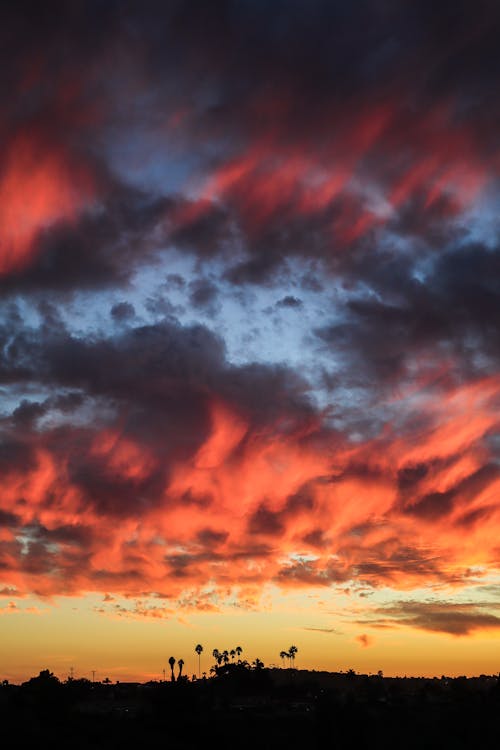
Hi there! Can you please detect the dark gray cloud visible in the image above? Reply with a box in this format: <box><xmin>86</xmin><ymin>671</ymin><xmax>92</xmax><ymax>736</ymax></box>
<box><xmin>111</xmin><ymin>302</ymin><xmax>136</xmax><ymax>322</ymax></box>
<box><xmin>358</xmin><ymin>599</ymin><xmax>500</xmax><ymax>636</ymax></box>
<box><xmin>189</xmin><ymin>278</ymin><xmax>219</xmax><ymax>312</ymax></box>
<box><xmin>315</xmin><ymin>243</ymin><xmax>500</xmax><ymax>388</ymax></box>
<box><xmin>276</xmin><ymin>296</ymin><xmax>303</xmax><ymax>308</ymax></box>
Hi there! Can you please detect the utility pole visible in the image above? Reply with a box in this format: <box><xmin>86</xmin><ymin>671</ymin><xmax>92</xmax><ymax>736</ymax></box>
<box><xmin>69</xmin><ymin>666</ymin><xmax>74</xmax><ymax>681</ymax></box>
<box><xmin>92</xmin><ymin>670</ymin><xmax>95</xmax><ymax>683</ymax></box>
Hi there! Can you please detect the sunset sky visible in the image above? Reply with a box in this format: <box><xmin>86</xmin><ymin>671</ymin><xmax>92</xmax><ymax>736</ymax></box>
<box><xmin>2</xmin><ymin>0</ymin><xmax>500</xmax><ymax>683</ymax></box>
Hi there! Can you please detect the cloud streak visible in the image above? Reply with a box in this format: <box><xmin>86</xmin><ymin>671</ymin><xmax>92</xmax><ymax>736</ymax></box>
<box><xmin>357</xmin><ymin>600</ymin><xmax>500</xmax><ymax>637</ymax></box>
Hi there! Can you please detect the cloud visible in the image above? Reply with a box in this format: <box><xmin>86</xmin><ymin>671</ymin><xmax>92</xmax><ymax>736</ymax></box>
<box><xmin>276</xmin><ymin>296</ymin><xmax>303</xmax><ymax>309</ymax></box>
<box><xmin>355</xmin><ymin>633</ymin><xmax>374</xmax><ymax>648</ymax></box>
<box><xmin>189</xmin><ymin>278</ymin><xmax>220</xmax><ymax>314</ymax></box>
<box><xmin>1</xmin><ymin>313</ymin><xmax>500</xmax><ymax>602</ymax></box>
<box><xmin>314</xmin><ymin>243</ymin><xmax>500</xmax><ymax>392</ymax></box>
<box><xmin>111</xmin><ymin>302</ymin><xmax>136</xmax><ymax>323</ymax></box>
<box><xmin>0</xmin><ymin>1</ymin><xmax>498</xmax><ymax>292</ymax></box>
<box><xmin>358</xmin><ymin>600</ymin><xmax>500</xmax><ymax>636</ymax></box>
<box><xmin>0</xmin><ymin>182</ymin><xmax>173</xmax><ymax>293</ymax></box>
<box><xmin>303</xmin><ymin>626</ymin><xmax>342</xmax><ymax>635</ymax></box>
<box><xmin>0</xmin><ymin>587</ymin><xmax>21</xmax><ymax>597</ymax></box>
<box><xmin>1</xmin><ymin>1</ymin><xmax>500</xmax><ymax>617</ymax></box>
<box><xmin>0</xmin><ymin>134</ymin><xmax>95</xmax><ymax>276</ymax></box>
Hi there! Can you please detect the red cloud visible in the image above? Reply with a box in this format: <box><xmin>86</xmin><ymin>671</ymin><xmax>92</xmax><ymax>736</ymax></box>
<box><xmin>185</xmin><ymin>96</ymin><xmax>491</xmax><ymax>253</ymax></box>
<box><xmin>0</xmin><ymin>133</ymin><xmax>95</xmax><ymax>274</ymax></box>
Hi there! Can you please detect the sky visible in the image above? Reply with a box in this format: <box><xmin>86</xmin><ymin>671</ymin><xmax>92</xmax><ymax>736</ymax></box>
<box><xmin>1</xmin><ymin>0</ymin><xmax>500</xmax><ymax>683</ymax></box>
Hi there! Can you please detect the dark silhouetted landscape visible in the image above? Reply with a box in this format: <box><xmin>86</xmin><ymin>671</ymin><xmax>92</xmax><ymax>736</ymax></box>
<box><xmin>2</xmin><ymin>658</ymin><xmax>500</xmax><ymax>749</ymax></box>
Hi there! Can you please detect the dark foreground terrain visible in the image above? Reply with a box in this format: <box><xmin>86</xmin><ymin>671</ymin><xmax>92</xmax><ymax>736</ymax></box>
<box><xmin>2</xmin><ymin>665</ymin><xmax>499</xmax><ymax>749</ymax></box>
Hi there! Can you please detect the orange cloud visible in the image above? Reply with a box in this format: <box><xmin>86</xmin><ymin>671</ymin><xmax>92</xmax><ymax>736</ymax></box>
<box><xmin>355</xmin><ymin>633</ymin><xmax>374</xmax><ymax>648</ymax></box>
<box><xmin>1</xmin><ymin>348</ymin><xmax>500</xmax><ymax>609</ymax></box>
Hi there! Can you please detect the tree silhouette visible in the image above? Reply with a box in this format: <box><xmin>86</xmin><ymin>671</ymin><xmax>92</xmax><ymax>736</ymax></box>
<box><xmin>177</xmin><ymin>658</ymin><xmax>184</xmax><ymax>681</ymax></box>
<box><xmin>169</xmin><ymin>656</ymin><xmax>176</xmax><ymax>682</ymax></box>
<box><xmin>280</xmin><ymin>650</ymin><xmax>289</xmax><ymax>668</ymax></box>
<box><xmin>195</xmin><ymin>644</ymin><xmax>203</xmax><ymax>678</ymax></box>
<box><xmin>235</xmin><ymin>645</ymin><xmax>243</xmax><ymax>662</ymax></box>
<box><xmin>25</xmin><ymin>669</ymin><xmax>60</xmax><ymax>686</ymax></box>
<box><xmin>212</xmin><ymin>648</ymin><xmax>224</xmax><ymax>666</ymax></box>
<box><xmin>230</xmin><ymin>649</ymin><xmax>236</xmax><ymax>661</ymax></box>
<box><xmin>289</xmin><ymin>645</ymin><xmax>298</xmax><ymax>668</ymax></box>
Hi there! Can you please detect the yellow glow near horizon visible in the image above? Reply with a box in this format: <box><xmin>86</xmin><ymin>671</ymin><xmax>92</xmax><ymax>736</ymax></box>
<box><xmin>2</xmin><ymin>588</ymin><xmax>500</xmax><ymax>683</ymax></box>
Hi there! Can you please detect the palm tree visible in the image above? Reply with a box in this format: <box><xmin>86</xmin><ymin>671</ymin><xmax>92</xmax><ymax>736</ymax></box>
<box><xmin>195</xmin><ymin>644</ymin><xmax>203</xmax><ymax>678</ymax></box>
<box><xmin>222</xmin><ymin>650</ymin><xmax>229</xmax><ymax>665</ymax></box>
<box><xmin>280</xmin><ymin>650</ymin><xmax>289</xmax><ymax>668</ymax></box>
<box><xmin>230</xmin><ymin>649</ymin><xmax>236</xmax><ymax>661</ymax></box>
<box><xmin>213</xmin><ymin>648</ymin><xmax>223</xmax><ymax>667</ymax></box>
<box><xmin>289</xmin><ymin>645</ymin><xmax>298</xmax><ymax>668</ymax></box>
<box><xmin>235</xmin><ymin>646</ymin><xmax>243</xmax><ymax>661</ymax></box>
<box><xmin>177</xmin><ymin>658</ymin><xmax>184</xmax><ymax>681</ymax></box>
<box><xmin>168</xmin><ymin>656</ymin><xmax>176</xmax><ymax>682</ymax></box>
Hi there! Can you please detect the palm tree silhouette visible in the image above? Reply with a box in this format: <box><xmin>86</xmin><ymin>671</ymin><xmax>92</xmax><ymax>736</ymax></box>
<box><xmin>177</xmin><ymin>658</ymin><xmax>184</xmax><ymax>681</ymax></box>
<box><xmin>230</xmin><ymin>649</ymin><xmax>236</xmax><ymax>661</ymax></box>
<box><xmin>168</xmin><ymin>656</ymin><xmax>176</xmax><ymax>682</ymax></box>
<box><xmin>280</xmin><ymin>650</ymin><xmax>289</xmax><ymax>668</ymax></box>
<box><xmin>235</xmin><ymin>645</ymin><xmax>243</xmax><ymax>662</ymax></box>
<box><xmin>195</xmin><ymin>644</ymin><xmax>203</xmax><ymax>678</ymax></box>
<box><xmin>289</xmin><ymin>645</ymin><xmax>298</xmax><ymax>668</ymax></box>
<box><xmin>222</xmin><ymin>650</ymin><xmax>229</xmax><ymax>665</ymax></box>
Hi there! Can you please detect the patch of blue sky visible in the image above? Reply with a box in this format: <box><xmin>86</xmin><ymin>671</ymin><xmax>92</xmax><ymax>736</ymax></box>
<box><xmin>59</xmin><ymin>252</ymin><xmax>338</xmax><ymax>374</ymax></box>
<box><xmin>11</xmin><ymin>248</ymin><xmax>389</xmax><ymax>432</ymax></box>
<box><xmin>460</xmin><ymin>184</ymin><xmax>500</xmax><ymax>249</ymax></box>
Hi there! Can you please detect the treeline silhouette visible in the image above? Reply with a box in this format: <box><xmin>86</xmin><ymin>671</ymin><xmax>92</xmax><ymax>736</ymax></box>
<box><xmin>2</xmin><ymin>656</ymin><xmax>500</xmax><ymax>749</ymax></box>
